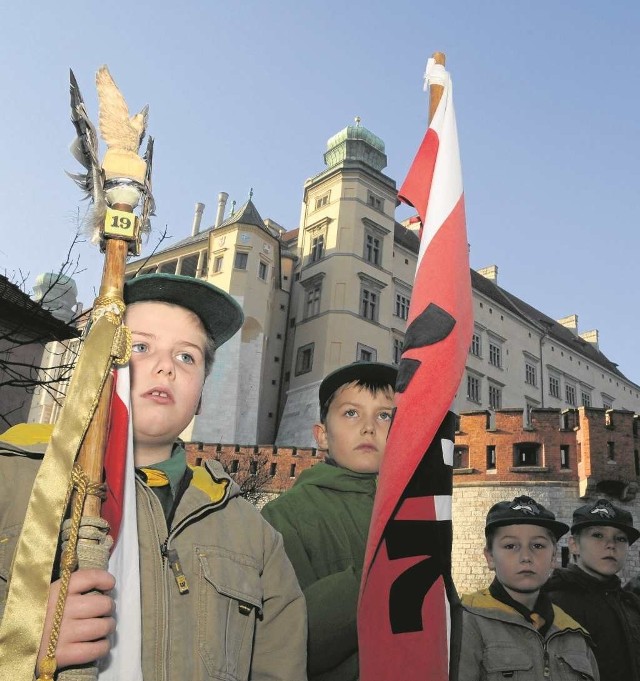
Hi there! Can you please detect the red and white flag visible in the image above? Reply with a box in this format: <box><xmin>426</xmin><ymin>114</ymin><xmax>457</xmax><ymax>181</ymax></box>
<box><xmin>100</xmin><ymin>366</ymin><xmax>143</xmax><ymax>681</ymax></box>
<box><xmin>358</xmin><ymin>58</ymin><xmax>473</xmax><ymax>680</ymax></box>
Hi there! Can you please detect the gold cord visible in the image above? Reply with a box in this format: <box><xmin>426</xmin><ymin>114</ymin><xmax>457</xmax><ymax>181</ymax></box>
<box><xmin>36</xmin><ymin>465</ymin><xmax>106</xmax><ymax>681</ymax></box>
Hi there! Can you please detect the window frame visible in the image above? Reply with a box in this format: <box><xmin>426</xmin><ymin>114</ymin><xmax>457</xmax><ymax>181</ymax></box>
<box><xmin>467</xmin><ymin>374</ymin><xmax>481</xmax><ymax>403</ymax></box>
<box><xmin>295</xmin><ymin>343</ymin><xmax>314</xmax><ymax>376</ymax></box>
<box><xmin>234</xmin><ymin>251</ymin><xmax>249</xmax><ymax>270</ymax></box>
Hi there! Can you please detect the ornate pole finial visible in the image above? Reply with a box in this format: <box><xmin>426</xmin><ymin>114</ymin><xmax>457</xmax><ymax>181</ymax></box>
<box><xmin>354</xmin><ymin>115</ymin><xmax>361</xmax><ymax>126</ymax></box>
<box><xmin>231</xmin><ymin>199</ymin><xmax>236</xmax><ymax>216</ymax></box>
<box><xmin>249</xmin><ymin>187</ymin><xmax>254</xmax><ymax>200</ymax></box>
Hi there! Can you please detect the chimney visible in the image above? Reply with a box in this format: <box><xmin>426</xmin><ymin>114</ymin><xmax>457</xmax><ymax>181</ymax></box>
<box><xmin>557</xmin><ymin>314</ymin><xmax>579</xmax><ymax>335</ymax></box>
<box><xmin>215</xmin><ymin>192</ymin><xmax>229</xmax><ymax>228</ymax></box>
<box><xmin>191</xmin><ymin>202</ymin><xmax>205</xmax><ymax>236</ymax></box>
<box><xmin>579</xmin><ymin>329</ymin><xmax>599</xmax><ymax>349</ymax></box>
<box><xmin>477</xmin><ymin>265</ymin><xmax>498</xmax><ymax>284</ymax></box>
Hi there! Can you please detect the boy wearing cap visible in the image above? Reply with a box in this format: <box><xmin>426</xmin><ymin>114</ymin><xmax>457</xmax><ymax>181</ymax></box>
<box><xmin>261</xmin><ymin>361</ymin><xmax>397</xmax><ymax>681</ymax></box>
<box><xmin>0</xmin><ymin>273</ymin><xmax>307</xmax><ymax>681</ymax></box>
<box><xmin>545</xmin><ymin>499</ymin><xmax>640</xmax><ymax>681</ymax></box>
<box><xmin>459</xmin><ymin>495</ymin><xmax>599</xmax><ymax>681</ymax></box>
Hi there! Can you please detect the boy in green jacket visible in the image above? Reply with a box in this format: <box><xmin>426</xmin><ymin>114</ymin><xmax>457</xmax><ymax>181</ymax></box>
<box><xmin>262</xmin><ymin>360</ymin><xmax>397</xmax><ymax>681</ymax></box>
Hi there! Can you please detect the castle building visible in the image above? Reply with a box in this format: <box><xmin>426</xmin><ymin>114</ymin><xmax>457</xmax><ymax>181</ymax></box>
<box><xmin>115</xmin><ymin>119</ymin><xmax>639</xmax><ymax>447</ymax></box>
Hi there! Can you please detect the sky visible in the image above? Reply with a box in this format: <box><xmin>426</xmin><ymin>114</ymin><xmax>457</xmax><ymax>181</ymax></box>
<box><xmin>1</xmin><ymin>2</ymin><xmax>638</xmax><ymax>382</ymax></box>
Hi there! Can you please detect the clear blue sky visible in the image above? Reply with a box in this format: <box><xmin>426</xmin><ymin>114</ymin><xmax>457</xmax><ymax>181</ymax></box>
<box><xmin>1</xmin><ymin>2</ymin><xmax>638</xmax><ymax>382</ymax></box>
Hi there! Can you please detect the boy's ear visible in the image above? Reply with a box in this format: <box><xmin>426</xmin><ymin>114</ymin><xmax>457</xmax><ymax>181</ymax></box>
<box><xmin>483</xmin><ymin>546</ymin><xmax>495</xmax><ymax>571</ymax></box>
<box><xmin>313</xmin><ymin>422</ymin><xmax>328</xmax><ymax>450</ymax></box>
<box><xmin>568</xmin><ymin>535</ymin><xmax>579</xmax><ymax>558</ymax></box>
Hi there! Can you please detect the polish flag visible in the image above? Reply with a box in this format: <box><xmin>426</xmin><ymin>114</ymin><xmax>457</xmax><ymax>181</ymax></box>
<box><xmin>100</xmin><ymin>365</ymin><xmax>143</xmax><ymax>681</ymax></box>
<box><xmin>358</xmin><ymin>58</ymin><xmax>472</xmax><ymax>680</ymax></box>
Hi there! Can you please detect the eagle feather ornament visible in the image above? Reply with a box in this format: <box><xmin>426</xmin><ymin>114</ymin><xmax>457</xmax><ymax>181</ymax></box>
<box><xmin>67</xmin><ymin>65</ymin><xmax>154</xmax><ymax>244</ymax></box>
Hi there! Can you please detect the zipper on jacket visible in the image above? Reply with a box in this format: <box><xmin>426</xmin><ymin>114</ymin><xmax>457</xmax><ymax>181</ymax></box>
<box><xmin>161</xmin><ymin>540</ymin><xmax>190</xmax><ymax>594</ymax></box>
<box><xmin>543</xmin><ymin>649</ymin><xmax>550</xmax><ymax>677</ymax></box>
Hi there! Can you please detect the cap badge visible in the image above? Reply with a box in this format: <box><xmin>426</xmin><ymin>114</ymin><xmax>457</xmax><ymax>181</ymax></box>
<box><xmin>511</xmin><ymin>496</ymin><xmax>541</xmax><ymax>516</ymax></box>
<box><xmin>590</xmin><ymin>501</ymin><xmax>615</xmax><ymax>519</ymax></box>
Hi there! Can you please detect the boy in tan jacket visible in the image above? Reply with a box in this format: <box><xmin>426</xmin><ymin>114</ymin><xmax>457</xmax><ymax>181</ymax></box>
<box><xmin>0</xmin><ymin>273</ymin><xmax>307</xmax><ymax>681</ymax></box>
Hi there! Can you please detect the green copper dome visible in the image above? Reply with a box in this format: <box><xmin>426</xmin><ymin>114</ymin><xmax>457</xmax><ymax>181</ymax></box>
<box><xmin>324</xmin><ymin>117</ymin><xmax>387</xmax><ymax>171</ymax></box>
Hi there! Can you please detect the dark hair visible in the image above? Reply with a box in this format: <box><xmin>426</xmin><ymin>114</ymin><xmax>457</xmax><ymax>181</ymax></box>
<box><xmin>320</xmin><ymin>378</ymin><xmax>395</xmax><ymax>423</ymax></box>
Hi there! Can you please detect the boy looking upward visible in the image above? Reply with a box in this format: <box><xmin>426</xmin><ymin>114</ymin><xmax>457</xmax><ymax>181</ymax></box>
<box><xmin>0</xmin><ymin>273</ymin><xmax>307</xmax><ymax>681</ymax></box>
<box><xmin>262</xmin><ymin>361</ymin><xmax>397</xmax><ymax>681</ymax></box>
<box><xmin>459</xmin><ymin>495</ymin><xmax>599</xmax><ymax>681</ymax></box>
<box><xmin>545</xmin><ymin>499</ymin><xmax>640</xmax><ymax>681</ymax></box>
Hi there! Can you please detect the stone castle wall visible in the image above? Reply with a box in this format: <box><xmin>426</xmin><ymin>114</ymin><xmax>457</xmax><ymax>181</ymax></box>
<box><xmin>452</xmin><ymin>482</ymin><xmax>640</xmax><ymax>593</ymax></box>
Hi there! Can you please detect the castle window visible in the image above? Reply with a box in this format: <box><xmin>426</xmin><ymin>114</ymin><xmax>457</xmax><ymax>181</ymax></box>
<box><xmin>360</xmin><ymin>287</ymin><xmax>378</xmax><ymax>321</ymax></box>
<box><xmin>486</xmin><ymin>445</ymin><xmax>496</xmax><ymax>470</ymax></box>
<box><xmin>489</xmin><ymin>384</ymin><xmax>502</xmax><ymax>410</ymax></box>
<box><xmin>470</xmin><ymin>332</ymin><xmax>482</xmax><ymax>357</ymax></box>
<box><xmin>525</xmin><ymin>363</ymin><xmax>537</xmax><ymax>387</ymax></box>
<box><xmin>367</xmin><ymin>191</ymin><xmax>383</xmax><ymax>211</ymax></box>
<box><xmin>258</xmin><ymin>260</ymin><xmax>268</xmax><ymax>281</ymax></box>
<box><xmin>234</xmin><ymin>251</ymin><xmax>248</xmax><ymax>270</ymax></box>
<box><xmin>158</xmin><ymin>259</ymin><xmax>178</xmax><ymax>274</ymax></box>
<box><xmin>607</xmin><ymin>441</ymin><xmax>615</xmax><ymax>461</ymax></box>
<box><xmin>230</xmin><ymin>459</ymin><xmax>239</xmax><ymax>473</ymax></box>
<box><xmin>393</xmin><ymin>337</ymin><xmax>404</xmax><ymax>365</ymax></box>
<box><xmin>549</xmin><ymin>375</ymin><xmax>560</xmax><ymax>399</ymax></box>
<box><xmin>395</xmin><ymin>292</ymin><xmax>410</xmax><ymax>320</ymax></box>
<box><xmin>310</xmin><ymin>235</ymin><xmax>325</xmax><ymax>262</ymax></box>
<box><xmin>581</xmin><ymin>392</ymin><xmax>591</xmax><ymax>407</ymax></box>
<box><xmin>305</xmin><ymin>284</ymin><xmax>322</xmax><ymax>318</ymax></box>
<box><xmin>295</xmin><ymin>343</ymin><xmax>314</xmax><ymax>376</ymax></box>
<box><xmin>269</xmin><ymin>462</ymin><xmax>277</xmax><ymax>477</ymax></box>
<box><xmin>560</xmin><ymin>445</ymin><xmax>570</xmax><ymax>468</ymax></box>
<box><xmin>467</xmin><ymin>374</ymin><xmax>481</xmax><ymax>403</ymax></box>
<box><xmin>514</xmin><ymin>443</ymin><xmax>539</xmax><ymax>467</ymax></box>
<box><xmin>314</xmin><ymin>192</ymin><xmax>329</xmax><ymax>210</ymax></box>
<box><xmin>453</xmin><ymin>446</ymin><xmax>469</xmax><ymax>469</ymax></box>
<box><xmin>179</xmin><ymin>254</ymin><xmax>198</xmax><ymax>278</ymax></box>
<box><xmin>356</xmin><ymin>343</ymin><xmax>377</xmax><ymax>363</ymax></box>
<box><xmin>565</xmin><ymin>384</ymin><xmax>576</xmax><ymax>406</ymax></box>
<box><xmin>214</xmin><ymin>255</ymin><xmax>224</xmax><ymax>273</ymax></box>
<box><xmin>364</xmin><ymin>233</ymin><xmax>381</xmax><ymax>266</ymax></box>
<box><xmin>489</xmin><ymin>342</ymin><xmax>502</xmax><ymax>368</ymax></box>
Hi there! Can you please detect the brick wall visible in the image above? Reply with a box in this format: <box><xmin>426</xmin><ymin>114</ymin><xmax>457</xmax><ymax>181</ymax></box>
<box><xmin>185</xmin><ymin>442</ymin><xmax>321</xmax><ymax>494</ymax></box>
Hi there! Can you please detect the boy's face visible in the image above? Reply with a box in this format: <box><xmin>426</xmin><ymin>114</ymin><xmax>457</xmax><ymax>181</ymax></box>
<box><xmin>313</xmin><ymin>382</ymin><xmax>394</xmax><ymax>474</ymax></box>
<box><xmin>484</xmin><ymin>524</ymin><xmax>556</xmax><ymax>605</ymax></box>
<box><xmin>569</xmin><ymin>525</ymin><xmax>629</xmax><ymax>580</ymax></box>
<box><xmin>126</xmin><ymin>302</ymin><xmax>207</xmax><ymax>455</ymax></box>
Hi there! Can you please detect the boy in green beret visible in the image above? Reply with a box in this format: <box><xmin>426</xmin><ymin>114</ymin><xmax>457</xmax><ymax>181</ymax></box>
<box><xmin>0</xmin><ymin>273</ymin><xmax>307</xmax><ymax>681</ymax></box>
<box><xmin>262</xmin><ymin>360</ymin><xmax>397</xmax><ymax>681</ymax></box>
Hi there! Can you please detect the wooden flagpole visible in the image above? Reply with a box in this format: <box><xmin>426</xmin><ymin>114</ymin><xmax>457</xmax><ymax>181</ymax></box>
<box><xmin>429</xmin><ymin>52</ymin><xmax>446</xmax><ymax>124</ymax></box>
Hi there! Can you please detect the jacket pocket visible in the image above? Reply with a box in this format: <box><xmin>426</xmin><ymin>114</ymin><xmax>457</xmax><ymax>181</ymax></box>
<box><xmin>483</xmin><ymin>644</ymin><xmax>534</xmax><ymax>679</ymax></box>
<box><xmin>196</xmin><ymin>545</ymin><xmax>263</xmax><ymax>681</ymax></box>
<box><xmin>556</xmin><ymin>652</ymin><xmax>596</xmax><ymax>680</ymax></box>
